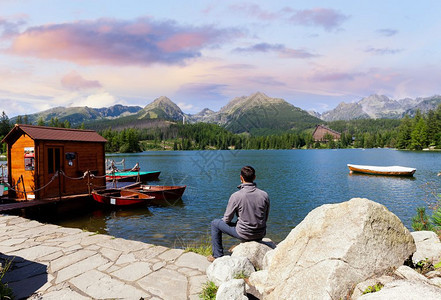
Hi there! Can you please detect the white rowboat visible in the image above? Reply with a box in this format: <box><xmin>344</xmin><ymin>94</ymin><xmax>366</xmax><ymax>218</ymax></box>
<box><xmin>347</xmin><ymin>164</ymin><xmax>416</xmax><ymax>176</ymax></box>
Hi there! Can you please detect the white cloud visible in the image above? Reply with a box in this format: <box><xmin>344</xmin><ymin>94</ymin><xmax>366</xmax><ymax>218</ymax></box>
<box><xmin>74</xmin><ymin>91</ymin><xmax>118</xmax><ymax>108</ymax></box>
<box><xmin>177</xmin><ymin>102</ymin><xmax>195</xmax><ymax>111</ymax></box>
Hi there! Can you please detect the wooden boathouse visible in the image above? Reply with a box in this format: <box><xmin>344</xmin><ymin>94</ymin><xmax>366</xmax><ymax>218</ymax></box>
<box><xmin>312</xmin><ymin>125</ymin><xmax>341</xmax><ymax>142</ymax></box>
<box><xmin>1</xmin><ymin>124</ymin><xmax>107</xmax><ymax>201</ymax></box>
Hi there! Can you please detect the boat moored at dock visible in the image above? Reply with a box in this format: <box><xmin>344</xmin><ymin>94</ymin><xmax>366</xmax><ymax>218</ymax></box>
<box><xmin>123</xmin><ymin>183</ymin><xmax>186</xmax><ymax>202</ymax></box>
<box><xmin>105</xmin><ymin>170</ymin><xmax>161</xmax><ymax>182</ymax></box>
<box><xmin>91</xmin><ymin>188</ymin><xmax>154</xmax><ymax>206</ymax></box>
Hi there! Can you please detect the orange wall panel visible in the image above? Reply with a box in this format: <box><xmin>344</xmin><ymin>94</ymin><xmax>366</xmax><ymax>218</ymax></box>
<box><xmin>10</xmin><ymin>134</ymin><xmax>35</xmax><ymax>200</ymax></box>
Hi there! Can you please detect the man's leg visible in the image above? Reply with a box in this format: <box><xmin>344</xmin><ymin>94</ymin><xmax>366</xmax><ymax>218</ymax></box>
<box><xmin>211</xmin><ymin>218</ymin><xmax>243</xmax><ymax>258</ymax></box>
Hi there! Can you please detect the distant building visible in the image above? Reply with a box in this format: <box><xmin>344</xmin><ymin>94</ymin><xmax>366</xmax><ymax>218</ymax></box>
<box><xmin>312</xmin><ymin>125</ymin><xmax>341</xmax><ymax>142</ymax></box>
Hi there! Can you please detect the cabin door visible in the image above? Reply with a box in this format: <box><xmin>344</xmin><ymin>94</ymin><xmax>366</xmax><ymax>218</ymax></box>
<box><xmin>45</xmin><ymin>146</ymin><xmax>64</xmax><ymax>197</ymax></box>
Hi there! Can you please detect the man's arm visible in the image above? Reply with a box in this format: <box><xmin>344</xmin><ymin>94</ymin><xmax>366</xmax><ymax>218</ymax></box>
<box><xmin>222</xmin><ymin>194</ymin><xmax>237</xmax><ymax>224</ymax></box>
<box><xmin>264</xmin><ymin>196</ymin><xmax>270</xmax><ymax>222</ymax></box>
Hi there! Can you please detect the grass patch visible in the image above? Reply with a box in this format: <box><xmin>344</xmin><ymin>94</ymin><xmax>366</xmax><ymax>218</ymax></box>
<box><xmin>0</xmin><ymin>258</ymin><xmax>15</xmax><ymax>300</ymax></box>
<box><xmin>180</xmin><ymin>234</ymin><xmax>212</xmax><ymax>257</ymax></box>
<box><xmin>234</xmin><ymin>271</ymin><xmax>249</xmax><ymax>279</ymax></box>
<box><xmin>199</xmin><ymin>281</ymin><xmax>217</xmax><ymax>300</ymax></box>
<box><xmin>415</xmin><ymin>258</ymin><xmax>434</xmax><ymax>274</ymax></box>
<box><xmin>363</xmin><ymin>283</ymin><xmax>383</xmax><ymax>294</ymax></box>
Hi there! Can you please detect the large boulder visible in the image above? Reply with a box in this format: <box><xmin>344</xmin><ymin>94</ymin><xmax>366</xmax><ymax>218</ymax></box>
<box><xmin>262</xmin><ymin>249</ymin><xmax>275</xmax><ymax>270</ymax></box>
<box><xmin>357</xmin><ymin>280</ymin><xmax>441</xmax><ymax>300</ymax></box>
<box><xmin>216</xmin><ymin>279</ymin><xmax>247</xmax><ymax>300</ymax></box>
<box><xmin>231</xmin><ymin>239</ymin><xmax>276</xmax><ymax>270</ymax></box>
<box><xmin>258</xmin><ymin>198</ymin><xmax>416</xmax><ymax>300</ymax></box>
<box><xmin>352</xmin><ymin>266</ymin><xmax>441</xmax><ymax>299</ymax></box>
<box><xmin>411</xmin><ymin>231</ymin><xmax>441</xmax><ymax>265</ymax></box>
<box><xmin>351</xmin><ymin>275</ymin><xmax>395</xmax><ymax>299</ymax></box>
<box><xmin>206</xmin><ymin>256</ymin><xmax>254</xmax><ymax>286</ymax></box>
<box><xmin>357</xmin><ymin>266</ymin><xmax>441</xmax><ymax>300</ymax></box>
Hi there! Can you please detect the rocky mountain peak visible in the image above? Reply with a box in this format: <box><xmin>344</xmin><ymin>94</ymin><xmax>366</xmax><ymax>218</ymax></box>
<box><xmin>249</xmin><ymin>91</ymin><xmax>269</xmax><ymax>99</ymax></box>
<box><xmin>139</xmin><ymin>96</ymin><xmax>184</xmax><ymax>121</ymax></box>
<box><xmin>196</xmin><ymin>108</ymin><xmax>215</xmax><ymax>116</ymax></box>
<box><xmin>145</xmin><ymin>96</ymin><xmax>176</xmax><ymax>109</ymax></box>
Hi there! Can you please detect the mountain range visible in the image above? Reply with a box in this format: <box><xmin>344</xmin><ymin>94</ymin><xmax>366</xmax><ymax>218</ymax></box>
<box><xmin>318</xmin><ymin>94</ymin><xmax>441</xmax><ymax>121</ymax></box>
<box><xmin>11</xmin><ymin>92</ymin><xmax>441</xmax><ymax>134</ymax></box>
<box><xmin>13</xmin><ymin>104</ymin><xmax>143</xmax><ymax>125</ymax></box>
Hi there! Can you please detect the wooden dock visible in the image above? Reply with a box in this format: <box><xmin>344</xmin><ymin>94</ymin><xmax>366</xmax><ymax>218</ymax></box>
<box><xmin>0</xmin><ymin>199</ymin><xmax>57</xmax><ymax>212</ymax></box>
<box><xmin>0</xmin><ymin>193</ymin><xmax>91</xmax><ymax>213</ymax></box>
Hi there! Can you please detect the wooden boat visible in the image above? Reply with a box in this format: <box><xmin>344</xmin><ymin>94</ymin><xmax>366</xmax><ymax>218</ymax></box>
<box><xmin>106</xmin><ymin>166</ymin><xmax>140</xmax><ymax>173</ymax></box>
<box><xmin>347</xmin><ymin>164</ymin><xmax>416</xmax><ymax>176</ymax></box>
<box><xmin>124</xmin><ymin>184</ymin><xmax>186</xmax><ymax>202</ymax></box>
<box><xmin>91</xmin><ymin>188</ymin><xmax>154</xmax><ymax>206</ymax></box>
<box><xmin>106</xmin><ymin>170</ymin><xmax>161</xmax><ymax>182</ymax></box>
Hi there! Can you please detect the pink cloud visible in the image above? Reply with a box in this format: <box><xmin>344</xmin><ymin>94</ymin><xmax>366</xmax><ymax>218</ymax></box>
<box><xmin>229</xmin><ymin>4</ymin><xmax>278</xmax><ymax>20</ymax></box>
<box><xmin>7</xmin><ymin>18</ymin><xmax>241</xmax><ymax>66</ymax></box>
<box><xmin>177</xmin><ymin>82</ymin><xmax>228</xmax><ymax>100</ymax></box>
<box><xmin>0</xmin><ymin>15</ymin><xmax>27</xmax><ymax>38</ymax></box>
<box><xmin>215</xmin><ymin>64</ymin><xmax>256</xmax><ymax>70</ymax></box>
<box><xmin>365</xmin><ymin>47</ymin><xmax>403</xmax><ymax>55</ymax></box>
<box><xmin>228</xmin><ymin>5</ymin><xmax>348</xmax><ymax>31</ymax></box>
<box><xmin>233</xmin><ymin>42</ymin><xmax>317</xmax><ymax>59</ymax></box>
<box><xmin>61</xmin><ymin>71</ymin><xmax>102</xmax><ymax>90</ymax></box>
<box><xmin>288</xmin><ymin>8</ymin><xmax>349</xmax><ymax>31</ymax></box>
<box><xmin>376</xmin><ymin>28</ymin><xmax>398</xmax><ymax>37</ymax></box>
<box><xmin>247</xmin><ymin>76</ymin><xmax>285</xmax><ymax>86</ymax></box>
<box><xmin>311</xmin><ymin>71</ymin><xmax>365</xmax><ymax>82</ymax></box>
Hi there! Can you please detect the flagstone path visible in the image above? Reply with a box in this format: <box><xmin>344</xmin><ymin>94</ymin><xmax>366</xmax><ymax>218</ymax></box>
<box><xmin>0</xmin><ymin>215</ymin><xmax>210</xmax><ymax>299</ymax></box>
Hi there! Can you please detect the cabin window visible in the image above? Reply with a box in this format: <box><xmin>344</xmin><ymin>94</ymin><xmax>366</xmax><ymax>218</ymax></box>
<box><xmin>55</xmin><ymin>148</ymin><xmax>60</xmax><ymax>171</ymax></box>
<box><xmin>48</xmin><ymin>147</ymin><xmax>62</xmax><ymax>174</ymax></box>
<box><xmin>48</xmin><ymin>148</ymin><xmax>54</xmax><ymax>173</ymax></box>
<box><xmin>24</xmin><ymin>147</ymin><xmax>35</xmax><ymax>171</ymax></box>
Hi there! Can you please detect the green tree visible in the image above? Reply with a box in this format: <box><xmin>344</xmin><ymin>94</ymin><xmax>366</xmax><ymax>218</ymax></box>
<box><xmin>0</xmin><ymin>111</ymin><xmax>11</xmax><ymax>137</ymax></box>
<box><xmin>49</xmin><ymin>117</ymin><xmax>60</xmax><ymax>127</ymax></box>
<box><xmin>37</xmin><ymin>117</ymin><xmax>45</xmax><ymax>126</ymax></box>
<box><xmin>410</xmin><ymin>112</ymin><xmax>428</xmax><ymax>150</ymax></box>
<box><xmin>396</xmin><ymin>115</ymin><xmax>413</xmax><ymax>149</ymax></box>
<box><xmin>412</xmin><ymin>207</ymin><xmax>433</xmax><ymax>231</ymax></box>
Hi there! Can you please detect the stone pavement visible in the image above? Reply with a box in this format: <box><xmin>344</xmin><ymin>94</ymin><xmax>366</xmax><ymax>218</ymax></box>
<box><xmin>0</xmin><ymin>215</ymin><xmax>211</xmax><ymax>299</ymax></box>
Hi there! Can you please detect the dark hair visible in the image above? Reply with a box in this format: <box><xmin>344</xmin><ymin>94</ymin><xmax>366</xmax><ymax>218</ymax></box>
<box><xmin>241</xmin><ymin>166</ymin><xmax>256</xmax><ymax>182</ymax></box>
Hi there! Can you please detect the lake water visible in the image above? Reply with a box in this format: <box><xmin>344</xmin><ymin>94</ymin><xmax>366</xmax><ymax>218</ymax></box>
<box><xmin>56</xmin><ymin>148</ymin><xmax>441</xmax><ymax>249</ymax></box>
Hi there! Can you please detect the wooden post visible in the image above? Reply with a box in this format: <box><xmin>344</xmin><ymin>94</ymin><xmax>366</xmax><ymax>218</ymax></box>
<box><xmin>58</xmin><ymin>170</ymin><xmax>62</xmax><ymax>202</ymax></box>
<box><xmin>21</xmin><ymin>174</ymin><xmax>27</xmax><ymax>200</ymax></box>
<box><xmin>87</xmin><ymin>170</ymin><xmax>91</xmax><ymax>195</ymax></box>
<box><xmin>136</xmin><ymin>162</ymin><xmax>140</xmax><ymax>183</ymax></box>
<box><xmin>112</xmin><ymin>161</ymin><xmax>117</xmax><ymax>188</ymax></box>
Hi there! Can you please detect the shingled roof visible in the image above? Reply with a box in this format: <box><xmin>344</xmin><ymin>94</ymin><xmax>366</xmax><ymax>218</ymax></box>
<box><xmin>2</xmin><ymin>124</ymin><xmax>107</xmax><ymax>144</ymax></box>
<box><xmin>312</xmin><ymin>124</ymin><xmax>341</xmax><ymax>142</ymax></box>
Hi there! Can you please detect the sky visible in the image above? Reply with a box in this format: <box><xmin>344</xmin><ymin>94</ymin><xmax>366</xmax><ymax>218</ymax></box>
<box><xmin>1</xmin><ymin>0</ymin><xmax>441</xmax><ymax>118</ymax></box>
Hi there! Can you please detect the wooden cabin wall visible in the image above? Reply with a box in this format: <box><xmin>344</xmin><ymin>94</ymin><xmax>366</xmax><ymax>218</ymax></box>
<box><xmin>10</xmin><ymin>134</ymin><xmax>35</xmax><ymax>200</ymax></box>
<box><xmin>63</xmin><ymin>141</ymin><xmax>106</xmax><ymax>194</ymax></box>
<box><xmin>36</xmin><ymin>141</ymin><xmax>106</xmax><ymax>198</ymax></box>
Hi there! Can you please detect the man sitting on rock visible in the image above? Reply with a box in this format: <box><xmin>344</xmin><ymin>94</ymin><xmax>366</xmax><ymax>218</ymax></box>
<box><xmin>208</xmin><ymin>165</ymin><xmax>270</xmax><ymax>262</ymax></box>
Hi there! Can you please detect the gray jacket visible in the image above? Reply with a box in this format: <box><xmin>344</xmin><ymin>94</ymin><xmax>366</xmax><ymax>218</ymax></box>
<box><xmin>223</xmin><ymin>183</ymin><xmax>270</xmax><ymax>240</ymax></box>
